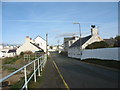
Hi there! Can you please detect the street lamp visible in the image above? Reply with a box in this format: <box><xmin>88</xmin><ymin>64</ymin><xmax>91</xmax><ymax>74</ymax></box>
<box><xmin>73</xmin><ymin>22</ymin><xmax>82</xmax><ymax>59</ymax></box>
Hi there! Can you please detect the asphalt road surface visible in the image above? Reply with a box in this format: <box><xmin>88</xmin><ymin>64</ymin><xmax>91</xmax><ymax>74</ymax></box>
<box><xmin>50</xmin><ymin>52</ymin><xmax>120</xmax><ymax>88</ymax></box>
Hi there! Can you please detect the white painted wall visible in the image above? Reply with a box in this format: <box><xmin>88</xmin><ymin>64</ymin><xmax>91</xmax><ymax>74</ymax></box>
<box><xmin>16</xmin><ymin>41</ymin><xmax>40</xmax><ymax>55</ymax></box>
<box><xmin>0</xmin><ymin>52</ymin><xmax>3</xmax><ymax>57</ymax></box>
<box><xmin>34</xmin><ymin>36</ymin><xmax>46</xmax><ymax>52</ymax></box>
<box><xmin>81</xmin><ymin>48</ymin><xmax>119</xmax><ymax>61</ymax></box>
<box><xmin>68</xmin><ymin>47</ymin><xmax>119</xmax><ymax>61</ymax></box>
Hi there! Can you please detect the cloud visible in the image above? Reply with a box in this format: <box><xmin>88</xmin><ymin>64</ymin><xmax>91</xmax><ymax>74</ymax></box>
<box><xmin>55</xmin><ymin>32</ymin><xmax>79</xmax><ymax>38</ymax></box>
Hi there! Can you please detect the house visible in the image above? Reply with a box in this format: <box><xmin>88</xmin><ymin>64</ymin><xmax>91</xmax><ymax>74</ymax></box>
<box><xmin>64</xmin><ymin>36</ymin><xmax>79</xmax><ymax>52</ymax></box>
<box><xmin>0</xmin><ymin>49</ymin><xmax>16</xmax><ymax>58</ymax></box>
<box><xmin>68</xmin><ymin>25</ymin><xmax>103</xmax><ymax>58</ymax></box>
<box><xmin>0</xmin><ymin>49</ymin><xmax>9</xmax><ymax>58</ymax></box>
<box><xmin>17</xmin><ymin>36</ymin><xmax>44</xmax><ymax>55</ymax></box>
<box><xmin>7</xmin><ymin>49</ymin><xmax>17</xmax><ymax>57</ymax></box>
<box><xmin>34</xmin><ymin>35</ymin><xmax>47</xmax><ymax>52</ymax></box>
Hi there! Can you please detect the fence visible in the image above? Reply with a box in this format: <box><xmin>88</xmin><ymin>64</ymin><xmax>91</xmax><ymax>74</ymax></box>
<box><xmin>24</xmin><ymin>54</ymin><xmax>41</xmax><ymax>62</ymax></box>
<box><xmin>0</xmin><ymin>54</ymin><xmax>47</xmax><ymax>89</ymax></box>
<box><xmin>81</xmin><ymin>48</ymin><xmax>119</xmax><ymax>61</ymax></box>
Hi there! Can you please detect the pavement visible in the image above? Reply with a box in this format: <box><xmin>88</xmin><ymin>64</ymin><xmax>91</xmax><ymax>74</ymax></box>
<box><xmin>50</xmin><ymin>52</ymin><xmax>120</xmax><ymax>88</ymax></box>
<box><xmin>38</xmin><ymin>55</ymin><xmax>66</xmax><ymax>88</ymax></box>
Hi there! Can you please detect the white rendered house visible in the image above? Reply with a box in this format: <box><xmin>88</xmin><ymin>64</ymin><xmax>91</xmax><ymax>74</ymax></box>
<box><xmin>34</xmin><ymin>36</ymin><xmax>47</xmax><ymax>52</ymax></box>
<box><xmin>68</xmin><ymin>25</ymin><xmax>103</xmax><ymax>59</ymax></box>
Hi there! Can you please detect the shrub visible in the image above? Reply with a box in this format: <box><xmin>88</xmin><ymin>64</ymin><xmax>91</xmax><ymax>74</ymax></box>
<box><xmin>23</xmin><ymin>51</ymin><xmax>33</xmax><ymax>54</ymax></box>
<box><xmin>20</xmin><ymin>52</ymin><xmax>24</xmax><ymax>56</ymax></box>
<box><xmin>114</xmin><ymin>35</ymin><xmax>120</xmax><ymax>47</ymax></box>
<box><xmin>86</xmin><ymin>41</ymin><xmax>109</xmax><ymax>49</ymax></box>
<box><xmin>60</xmin><ymin>51</ymin><xmax>68</xmax><ymax>56</ymax></box>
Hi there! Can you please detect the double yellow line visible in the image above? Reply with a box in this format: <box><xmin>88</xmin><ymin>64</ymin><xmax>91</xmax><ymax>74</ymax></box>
<box><xmin>53</xmin><ymin>60</ymin><xmax>70</xmax><ymax>90</ymax></box>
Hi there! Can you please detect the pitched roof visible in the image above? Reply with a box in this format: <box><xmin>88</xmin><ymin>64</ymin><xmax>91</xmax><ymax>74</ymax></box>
<box><xmin>69</xmin><ymin>35</ymin><xmax>92</xmax><ymax>48</ymax></box>
<box><xmin>34</xmin><ymin>35</ymin><xmax>46</xmax><ymax>41</ymax></box>
<box><xmin>8</xmin><ymin>49</ymin><xmax>16</xmax><ymax>53</ymax></box>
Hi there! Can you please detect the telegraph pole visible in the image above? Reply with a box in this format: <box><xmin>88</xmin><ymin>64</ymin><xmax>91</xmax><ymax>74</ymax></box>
<box><xmin>46</xmin><ymin>33</ymin><xmax>48</xmax><ymax>59</ymax></box>
<box><xmin>58</xmin><ymin>40</ymin><xmax>59</xmax><ymax>53</ymax></box>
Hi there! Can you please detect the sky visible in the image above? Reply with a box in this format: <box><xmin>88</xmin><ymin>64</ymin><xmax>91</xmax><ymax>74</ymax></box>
<box><xmin>1</xmin><ymin>2</ymin><xmax>118</xmax><ymax>45</ymax></box>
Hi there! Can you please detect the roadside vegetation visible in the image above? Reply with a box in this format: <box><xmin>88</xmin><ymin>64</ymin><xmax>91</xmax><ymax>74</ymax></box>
<box><xmin>86</xmin><ymin>35</ymin><xmax>120</xmax><ymax>49</ymax></box>
<box><xmin>2</xmin><ymin>51</ymin><xmax>43</xmax><ymax>89</ymax></box>
<box><xmin>81</xmin><ymin>59</ymin><xmax>120</xmax><ymax>70</ymax></box>
<box><xmin>114</xmin><ymin>35</ymin><xmax>120</xmax><ymax>47</ymax></box>
<box><xmin>59</xmin><ymin>51</ymin><xmax>68</xmax><ymax>56</ymax></box>
<box><xmin>86</xmin><ymin>41</ymin><xmax>110</xmax><ymax>49</ymax></box>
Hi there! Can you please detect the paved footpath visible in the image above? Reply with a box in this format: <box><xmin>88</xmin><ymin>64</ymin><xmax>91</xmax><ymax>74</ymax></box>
<box><xmin>38</xmin><ymin>56</ymin><xmax>66</xmax><ymax>88</ymax></box>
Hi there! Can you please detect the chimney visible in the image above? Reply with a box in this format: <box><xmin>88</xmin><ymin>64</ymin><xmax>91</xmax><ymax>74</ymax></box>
<box><xmin>25</xmin><ymin>36</ymin><xmax>31</xmax><ymax>42</ymax></box>
<box><xmin>91</xmin><ymin>25</ymin><xmax>98</xmax><ymax>36</ymax></box>
<box><xmin>30</xmin><ymin>38</ymin><xmax>35</xmax><ymax>43</ymax></box>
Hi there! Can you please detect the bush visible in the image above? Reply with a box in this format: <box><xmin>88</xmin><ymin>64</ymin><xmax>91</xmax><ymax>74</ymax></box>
<box><xmin>3</xmin><ymin>56</ymin><xmax>20</xmax><ymax>64</ymax></box>
<box><xmin>114</xmin><ymin>36</ymin><xmax>120</xmax><ymax>47</ymax></box>
<box><xmin>86</xmin><ymin>41</ymin><xmax>109</xmax><ymax>49</ymax></box>
<box><xmin>20</xmin><ymin>52</ymin><xmax>24</xmax><ymax>56</ymax></box>
<box><xmin>60</xmin><ymin>51</ymin><xmax>68</xmax><ymax>56</ymax></box>
<box><xmin>23</xmin><ymin>51</ymin><xmax>33</xmax><ymax>54</ymax></box>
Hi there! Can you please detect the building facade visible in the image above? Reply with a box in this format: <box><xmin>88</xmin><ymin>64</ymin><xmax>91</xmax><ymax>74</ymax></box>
<box><xmin>68</xmin><ymin>25</ymin><xmax>103</xmax><ymax>58</ymax></box>
<box><xmin>34</xmin><ymin>36</ymin><xmax>47</xmax><ymax>52</ymax></box>
<box><xmin>64</xmin><ymin>36</ymin><xmax>79</xmax><ymax>52</ymax></box>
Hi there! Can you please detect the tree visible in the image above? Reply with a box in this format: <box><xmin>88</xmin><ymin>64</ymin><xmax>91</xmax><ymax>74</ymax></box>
<box><xmin>50</xmin><ymin>46</ymin><xmax>53</xmax><ymax>49</ymax></box>
<box><xmin>86</xmin><ymin>41</ymin><xmax>109</xmax><ymax>49</ymax></box>
<box><xmin>114</xmin><ymin>35</ymin><xmax>120</xmax><ymax>47</ymax></box>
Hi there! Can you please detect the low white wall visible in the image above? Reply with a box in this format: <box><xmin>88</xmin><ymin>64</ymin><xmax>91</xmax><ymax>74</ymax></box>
<box><xmin>81</xmin><ymin>48</ymin><xmax>119</xmax><ymax>61</ymax></box>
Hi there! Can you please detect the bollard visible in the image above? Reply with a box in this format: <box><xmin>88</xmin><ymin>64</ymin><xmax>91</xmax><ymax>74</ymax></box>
<box><xmin>38</xmin><ymin>59</ymin><xmax>40</xmax><ymax>76</ymax></box>
<box><xmin>34</xmin><ymin>61</ymin><xmax>36</xmax><ymax>82</ymax></box>
<box><xmin>24</xmin><ymin>67</ymin><xmax>27</xmax><ymax>89</ymax></box>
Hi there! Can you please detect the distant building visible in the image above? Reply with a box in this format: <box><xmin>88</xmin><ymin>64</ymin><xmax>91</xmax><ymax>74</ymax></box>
<box><xmin>0</xmin><ymin>49</ymin><xmax>16</xmax><ymax>58</ymax></box>
<box><xmin>68</xmin><ymin>25</ymin><xmax>103</xmax><ymax>58</ymax></box>
<box><xmin>48</xmin><ymin>45</ymin><xmax>57</xmax><ymax>52</ymax></box>
<box><xmin>63</xmin><ymin>36</ymin><xmax>79</xmax><ymax>52</ymax></box>
<box><xmin>0</xmin><ymin>44</ymin><xmax>18</xmax><ymax>58</ymax></box>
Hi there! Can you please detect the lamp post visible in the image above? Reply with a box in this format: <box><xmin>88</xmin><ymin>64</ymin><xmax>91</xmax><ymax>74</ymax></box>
<box><xmin>73</xmin><ymin>22</ymin><xmax>82</xmax><ymax>59</ymax></box>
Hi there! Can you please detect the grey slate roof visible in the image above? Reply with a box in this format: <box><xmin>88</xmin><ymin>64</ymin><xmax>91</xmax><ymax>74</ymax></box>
<box><xmin>69</xmin><ymin>35</ymin><xmax>92</xmax><ymax>48</ymax></box>
<box><xmin>8</xmin><ymin>49</ymin><xmax>16</xmax><ymax>53</ymax></box>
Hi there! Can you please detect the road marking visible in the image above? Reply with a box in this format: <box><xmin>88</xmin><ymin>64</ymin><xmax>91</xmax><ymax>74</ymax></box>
<box><xmin>53</xmin><ymin>60</ymin><xmax>70</xmax><ymax>90</ymax></box>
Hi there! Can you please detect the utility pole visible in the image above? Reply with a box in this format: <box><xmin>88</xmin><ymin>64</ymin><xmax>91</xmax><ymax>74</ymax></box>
<box><xmin>58</xmin><ymin>40</ymin><xmax>59</xmax><ymax>53</ymax></box>
<box><xmin>46</xmin><ymin>33</ymin><xmax>48</xmax><ymax>59</ymax></box>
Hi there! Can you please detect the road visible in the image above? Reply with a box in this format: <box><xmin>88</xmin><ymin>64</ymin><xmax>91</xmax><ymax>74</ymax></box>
<box><xmin>50</xmin><ymin>52</ymin><xmax>120</xmax><ymax>88</ymax></box>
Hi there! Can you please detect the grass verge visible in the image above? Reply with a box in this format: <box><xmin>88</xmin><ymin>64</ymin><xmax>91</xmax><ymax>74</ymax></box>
<box><xmin>81</xmin><ymin>58</ymin><xmax>120</xmax><ymax>70</ymax></box>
